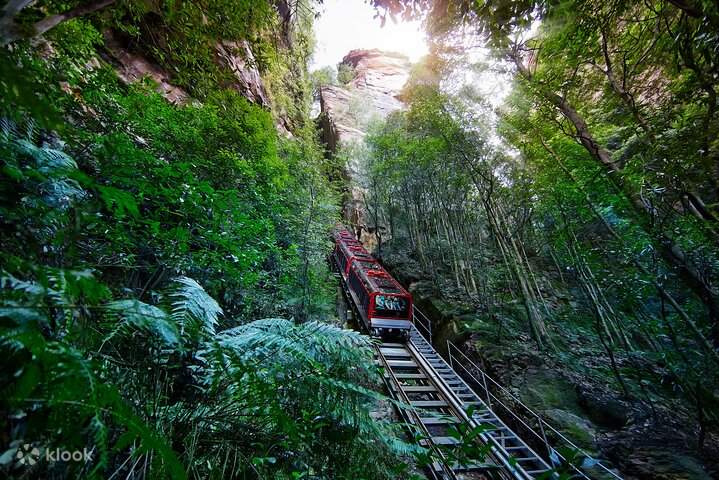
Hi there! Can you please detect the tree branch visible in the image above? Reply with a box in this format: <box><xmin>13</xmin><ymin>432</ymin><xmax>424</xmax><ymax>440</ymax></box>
<box><xmin>1</xmin><ymin>0</ymin><xmax>117</xmax><ymax>46</ymax></box>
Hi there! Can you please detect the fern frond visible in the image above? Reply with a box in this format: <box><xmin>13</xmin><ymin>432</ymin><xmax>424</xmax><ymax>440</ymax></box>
<box><xmin>170</xmin><ymin>277</ymin><xmax>222</xmax><ymax>341</ymax></box>
<box><xmin>39</xmin><ymin>178</ymin><xmax>86</xmax><ymax>210</ymax></box>
<box><xmin>12</xmin><ymin>138</ymin><xmax>77</xmax><ymax>173</ymax></box>
<box><xmin>0</xmin><ymin>273</ymin><xmax>51</xmax><ymax>298</ymax></box>
<box><xmin>104</xmin><ymin>299</ymin><xmax>180</xmax><ymax>347</ymax></box>
<box><xmin>0</xmin><ymin>116</ymin><xmax>18</xmax><ymax>140</ymax></box>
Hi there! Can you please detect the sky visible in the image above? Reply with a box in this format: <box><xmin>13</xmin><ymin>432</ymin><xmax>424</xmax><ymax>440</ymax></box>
<box><xmin>311</xmin><ymin>0</ymin><xmax>429</xmax><ymax>70</ymax></box>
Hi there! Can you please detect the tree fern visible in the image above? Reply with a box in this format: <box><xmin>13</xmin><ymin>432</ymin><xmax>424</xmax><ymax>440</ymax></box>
<box><xmin>170</xmin><ymin>276</ymin><xmax>222</xmax><ymax>342</ymax></box>
<box><xmin>0</xmin><ymin>322</ymin><xmax>186</xmax><ymax>480</ymax></box>
<box><xmin>104</xmin><ymin>299</ymin><xmax>180</xmax><ymax>347</ymax></box>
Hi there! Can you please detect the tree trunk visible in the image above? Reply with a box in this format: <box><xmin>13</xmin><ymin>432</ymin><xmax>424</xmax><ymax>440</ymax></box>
<box><xmin>539</xmin><ymin>136</ymin><xmax>719</xmax><ymax>362</ymax></box>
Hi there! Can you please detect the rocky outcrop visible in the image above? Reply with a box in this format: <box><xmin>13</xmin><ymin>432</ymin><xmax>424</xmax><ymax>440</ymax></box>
<box><xmin>103</xmin><ymin>31</ymin><xmax>189</xmax><ymax>105</ymax></box>
<box><xmin>318</xmin><ymin>49</ymin><xmax>411</xmax><ymax>246</ymax></box>
<box><xmin>342</xmin><ymin>49</ymin><xmax>410</xmax><ymax>114</ymax></box>
<box><xmin>103</xmin><ymin>32</ymin><xmax>291</xmax><ymax>135</ymax></box>
<box><xmin>216</xmin><ymin>40</ymin><xmax>270</xmax><ymax>108</ymax></box>
<box><xmin>319</xmin><ymin>49</ymin><xmax>410</xmax><ymax>146</ymax></box>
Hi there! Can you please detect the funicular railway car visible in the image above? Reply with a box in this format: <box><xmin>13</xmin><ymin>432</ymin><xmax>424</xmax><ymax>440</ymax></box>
<box><xmin>333</xmin><ymin>237</ymin><xmax>374</xmax><ymax>279</ymax></box>
<box><xmin>332</xmin><ymin>228</ymin><xmax>413</xmax><ymax>340</ymax></box>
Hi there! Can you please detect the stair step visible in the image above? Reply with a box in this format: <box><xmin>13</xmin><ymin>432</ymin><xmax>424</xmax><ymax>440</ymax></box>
<box><xmin>491</xmin><ymin>434</ymin><xmax>517</xmax><ymax>444</ymax></box>
<box><xmin>516</xmin><ymin>457</ymin><xmax>541</xmax><ymax>463</ymax></box>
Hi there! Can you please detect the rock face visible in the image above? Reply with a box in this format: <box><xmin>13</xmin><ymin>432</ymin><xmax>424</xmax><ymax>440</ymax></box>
<box><xmin>343</xmin><ymin>49</ymin><xmax>410</xmax><ymax>114</ymax></box>
<box><xmin>104</xmin><ymin>31</ymin><xmax>189</xmax><ymax>105</ymax></box>
<box><xmin>318</xmin><ymin>49</ymin><xmax>411</xmax><ymax>245</ymax></box>
<box><xmin>103</xmin><ymin>32</ymin><xmax>290</xmax><ymax>135</ymax></box>
<box><xmin>216</xmin><ymin>40</ymin><xmax>270</xmax><ymax>108</ymax></box>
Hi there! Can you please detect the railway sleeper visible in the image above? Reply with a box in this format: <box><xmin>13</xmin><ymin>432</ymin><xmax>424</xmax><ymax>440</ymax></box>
<box><xmin>391</xmin><ymin>373</ymin><xmax>427</xmax><ymax>379</ymax></box>
<box><xmin>419</xmin><ymin>416</ymin><xmax>460</xmax><ymax>425</ymax></box>
<box><xmin>386</xmin><ymin>360</ymin><xmax>418</xmax><ymax>368</ymax></box>
<box><xmin>450</xmin><ymin>461</ymin><xmax>499</xmax><ymax>472</ymax></box>
<box><xmin>421</xmin><ymin>436</ymin><xmax>461</xmax><ymax>446</ymax></box>
<box><xmin>379</xmin><ymin>347</ymin><xmax>411</xmax><ymax>357</ymax></box>
<box><xmin>402</xmin><ymin>385</ymin><xmax>438</xmax><ymax>393</ymax></box>
<box><xmin>411</xmin><ymin>400</ymin><xmax>449</xmax><ymax>408</ymax></box>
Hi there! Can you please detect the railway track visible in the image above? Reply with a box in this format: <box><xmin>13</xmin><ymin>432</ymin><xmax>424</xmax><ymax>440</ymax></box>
<box><xmin>376</xmin><ymin>328</ymin><xmax>552</xmax><ymax>480</ymax></box>
<box><xmin>334</xmin><ymin>255</ymin><xmax>619</xmax><ymax>480</ymax></box>
<box><xmin>336</xmin><ymin>269</ymin><xmax>552</xmax><ymax>479</ymax></box>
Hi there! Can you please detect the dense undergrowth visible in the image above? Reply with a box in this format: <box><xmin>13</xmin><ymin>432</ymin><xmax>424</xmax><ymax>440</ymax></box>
<box><xmin>0</xmin><ymin>2</ymin><xmax>424</xmax><ymax>479</ymax></box>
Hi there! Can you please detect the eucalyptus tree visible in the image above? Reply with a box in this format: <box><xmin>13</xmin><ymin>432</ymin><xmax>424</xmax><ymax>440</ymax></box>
<box><xmin>366</xmin><ymin>80</ymin><xmax>554</xmax><ymax>349</ymax></box>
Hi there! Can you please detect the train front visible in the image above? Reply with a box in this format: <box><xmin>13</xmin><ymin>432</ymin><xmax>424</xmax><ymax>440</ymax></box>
<box><xmin>369</xmin><ymin>293</ymin><xmax>413</xmax><ymax>340</ymax></box>
<box><xmin>367</xmin><ymin>272</ymin><xmax>413</xmax><ymax>341</ymax></box>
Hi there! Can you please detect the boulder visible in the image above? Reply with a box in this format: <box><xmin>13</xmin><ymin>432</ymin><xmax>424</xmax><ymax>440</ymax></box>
<box><xmin>576</xmin><ymin>385</ymin><xmax>632</xmax><ymax>429</ymax></box>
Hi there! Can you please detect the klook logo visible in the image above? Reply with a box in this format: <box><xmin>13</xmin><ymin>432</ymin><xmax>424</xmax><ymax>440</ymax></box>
<box><xmin>45</xmin><ymin>447</ymin><xmax>93</xmax><ymax>463</ymax></box>
<box><xmin>15</xmin><ymin>444</ymin><xmax>40</xmax><ymax>466</ymax></box>
<box><xmin>12</xmin><ymin>444</ymin><xmax>92</xmax><ymax>467</ymax></box>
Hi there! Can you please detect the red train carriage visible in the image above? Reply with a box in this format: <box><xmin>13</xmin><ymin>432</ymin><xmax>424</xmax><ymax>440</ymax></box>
<box><xmin>332</xmin><ymin>228</ymin><xmax>413</xmax><ymax>340</ymax></box>
<box><xmin>333</xmin><ymin>237</ymin><xmax>374</xmax><ymax>279</ymax></box>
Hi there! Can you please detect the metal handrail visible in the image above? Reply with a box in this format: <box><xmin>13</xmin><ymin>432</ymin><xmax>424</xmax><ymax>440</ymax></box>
<box><xmin>413</xmin><ymin>306</ymin><xmax>433</xmax><ymax>343</ymax></box>
<box><xmin>445</xmin><ymin>341</ymin><xmax>622</xmax><ymax>480</ymax></box>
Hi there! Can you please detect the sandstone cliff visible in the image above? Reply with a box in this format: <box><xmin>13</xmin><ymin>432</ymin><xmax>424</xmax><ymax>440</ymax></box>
<box><xmin>102</xmin><ymin>31</ymin><xmax>289</xmax><ymax>135</ymax></box>
<box><xmin>318</xmin><ymin>49</ymin><xmax>411</xmax><ymax>244</ymax></box>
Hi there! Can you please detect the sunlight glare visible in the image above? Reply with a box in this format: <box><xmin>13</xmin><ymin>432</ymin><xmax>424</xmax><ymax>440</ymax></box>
<box><xmin>311</xmin><ymin>0</ymin><xmax>429</xmax><ymax>70</ymax></box>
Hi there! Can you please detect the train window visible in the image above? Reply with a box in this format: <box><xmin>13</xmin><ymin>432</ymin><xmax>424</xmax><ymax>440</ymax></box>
<box><xmin>374</xmin><ymin>295</ymin><xmax>408</xmax><ymax>316</ymax></box>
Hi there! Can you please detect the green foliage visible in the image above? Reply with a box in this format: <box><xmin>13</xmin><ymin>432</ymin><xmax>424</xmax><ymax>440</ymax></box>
<box><xmin>369</xmin><ymin>1</ymin><xmax>719</xmax><ymax>471</ymax></box>
<box><xmin>170</xmin><ymin>276</ymin><xmax>222</xmax><ymax>341</ymax></box>
<box><xmin>311</xmin><ymin>65</ymin><xmax>338</xmax><ymax>88</ymax></box>
<box><xmin>0</xmin><ymin>266</ymin><xmax>414</xmax><ymax>478</ymax></box>
<box><xmin>105</xmin><ymin>0</ymin><xmax>278</xmax><ymax>97</ymax></box>
<box><xmin>0</xmin><ymin>1</ymin><xmax>429</xmax><ymax>477</ymax></box>
<box><xmin>337</xmin><ymin>62</ymin><xmax>356</xmax><ymax>85</ymax></box>
<box><xmin>105</xmin><ymin>298</ymin><xmax>180</xmax><ymax>346</ymax></box>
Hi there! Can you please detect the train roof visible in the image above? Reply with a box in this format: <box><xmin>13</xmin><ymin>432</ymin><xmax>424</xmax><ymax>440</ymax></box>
<box><xmin>338</xmin><ymin>240</ymin><xmax>373</xmax><ymax>261</ymax></box>
<box><xmin>351</xmin><ymin>259</ymin><xmax>409</xmax><ymax>297</ymax></box>
<box><xmin>333</xmin><ymin>226</ymin><xmax>410</xmax><ymax>298</ymax></box>
<box><xmin>333</xmin><ymin>228</ymin><xmax>356</xmax><ymax>243</ymax></box>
